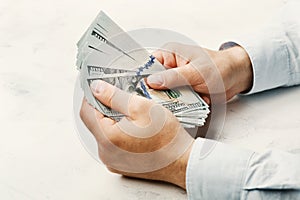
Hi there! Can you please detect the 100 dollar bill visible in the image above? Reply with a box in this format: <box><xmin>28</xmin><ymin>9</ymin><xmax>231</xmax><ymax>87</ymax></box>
<box><xmin>82</xmin><ymin>63</ymin><xmax>209</xmax><ymax>117</ymax></box>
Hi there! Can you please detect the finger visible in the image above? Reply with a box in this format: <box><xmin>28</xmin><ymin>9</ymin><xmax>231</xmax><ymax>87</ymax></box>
<box><xmin>152</xmin><ymin>50</ymin><xmax>164</xmax><ymax>65</ymax></box>
<box><xmin>146</xmin><ymin>63</ymin><xmax>201</xmax><ymax>90</ymax></box>
<box><xmin>159</xmin><ymin>42</ymin><xmax>192</xmax><ymax>66</ymax></box>
<box><xmin>80</xmin><ymin>98</ymin><xmax>104</xmax><ymax>126</ymax></box>
<box><xmin>80</xmin><ymin>99</ymin><xmax>116</xmax><ymax>140</ymax></box>
<box><xmin>201</xmin><ymin>95</ymin><xmax>211</xmax><ymax>105</ymax></box>
<box><xmin>90</xmin><ymin>80</ymin><xmax>150</xmax><ymax>118</ymax></box>
<box><xmin>90</xmin><ymin>80</ymin><xmax>129</xmax><ymax>115</ymax></box>
<box><xmin>153</xmin><ymin>49</ymin><xmax>177</xmax><ymax>68</ymax></box>
<box><xmin>153</xmin><ymin>43</ymin><xmax>191</xmax><ymax>67</ymax></box>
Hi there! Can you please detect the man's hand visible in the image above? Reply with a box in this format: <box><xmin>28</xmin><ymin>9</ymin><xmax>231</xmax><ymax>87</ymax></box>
<box><xmin>147</xmin><ymin>43</ymin><xmax>253</xmax><ymax>103</ymax></box>
<box><xmin>79</xmin><ymin>43</ymin><xmax>253</xmax><ymax>189</ymax></box>
<box><xmin>80</xmin><ymin>80</ymin><xmax>194</xmax><ymax>189</ymax></box>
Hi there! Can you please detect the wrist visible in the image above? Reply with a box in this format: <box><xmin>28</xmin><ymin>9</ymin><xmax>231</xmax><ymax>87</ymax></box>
<box><xmin>163</xmin><ymin>141</ymin><xmax>194</xmax><ymax>189</ymax></box>
<box><xmin>225</xmin><ymin>46</ymin><xmax>253</xmax><ymax>93</ymax></box>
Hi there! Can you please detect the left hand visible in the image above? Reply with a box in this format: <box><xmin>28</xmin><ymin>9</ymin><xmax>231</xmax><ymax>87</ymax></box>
<box><xmin>80</xmin><ymin>80</ymin><xmax>194</xmax><ymax>189</ymax></box>
<box><xmin>147</xmin><ymin>43</ymin><xmax>253</xmax><ymax>104</ymax></box>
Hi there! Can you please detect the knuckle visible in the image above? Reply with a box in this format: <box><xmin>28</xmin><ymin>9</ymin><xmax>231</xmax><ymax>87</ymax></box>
<box><xmin>129</xmin><ymin>96</ymin><xmax>152</xmax><ymax>116</ymax></box>
<box><xmin>96</xmin><ymin>124</ymin><xmax>123</xmax><ymax>148</ymax></box>
<box><xmin>129</xmin><ymin>104</ymin><xmax>141</xmax><ymax>115</ymax></box>
<box><xmin>108</xmin><ymin>133</ymin><xmax>118</xmax><ymax>142</ymax></box>
<box><xmin>107</xmin><ymin>86</ymin><xmax>119</xmax><ymax>106</ymax></box>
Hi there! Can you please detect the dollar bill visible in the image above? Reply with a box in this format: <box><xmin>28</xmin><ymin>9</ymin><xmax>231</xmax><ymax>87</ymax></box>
<box><xmin>77</xmin><ymin>11</ymin><xmax>150</xmax><ymax>70</ymax></box>
<box><xmin>76</xmin><ymin>11</ymin><xmax>210</xmax><ymax>127</ymax></box>
<box><xmin>82</xmin><ymin>60</ymin><xmax>208</xmax><ymax>118</ymax></box>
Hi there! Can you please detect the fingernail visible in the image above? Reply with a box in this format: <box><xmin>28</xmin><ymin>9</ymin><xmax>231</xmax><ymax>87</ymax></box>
<box><xmin>147</xmin><ymin>74</ymin><xmax>163</xmax><ymax>85</ymax></box>
<box><xmin>90</xmin><ymin>80</ymin><xmax>105</xmax><ymax>93</ymax></box>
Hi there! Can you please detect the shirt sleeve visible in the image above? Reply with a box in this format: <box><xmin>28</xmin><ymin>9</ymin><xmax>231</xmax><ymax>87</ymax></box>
<box><xmin>186</xmin><ymin>138</ymin><xmax>300</xmax><ymax>200</ymax></box>
<box><xmin>222</xmin><ymin>0</ymin><xmax>300</xmax><ymax>94</ymax></box>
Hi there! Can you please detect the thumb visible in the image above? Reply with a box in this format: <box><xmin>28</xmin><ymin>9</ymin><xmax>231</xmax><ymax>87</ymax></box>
<box><xmin>146</xmin><ymin>65</ymin><xmax>197</xmax><ymax>90</ymax></box>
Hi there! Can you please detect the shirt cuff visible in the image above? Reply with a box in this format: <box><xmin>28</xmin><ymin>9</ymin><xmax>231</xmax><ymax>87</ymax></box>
<box><xmin>186</xmin><ymin>138</ymin><xmax>254</xmax><ymax>200</ymax></box>
<box><xmin>220</xmin><ymin>29</ymin><xmax>291</xmax><ymax>94</ymax></box>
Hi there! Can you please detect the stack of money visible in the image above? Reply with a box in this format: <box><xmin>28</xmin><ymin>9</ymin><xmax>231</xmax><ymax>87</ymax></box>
<box><xmin>76</xmin><ymin>11</ymin><xmax>210</xmax><ymax>128</ymax></box>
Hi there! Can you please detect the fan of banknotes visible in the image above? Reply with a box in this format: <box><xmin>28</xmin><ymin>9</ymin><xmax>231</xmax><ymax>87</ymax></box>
<box><xmin>76</xmin><ymin>11</ymin><xmax>210</xmax><ymax>128</ymax></box>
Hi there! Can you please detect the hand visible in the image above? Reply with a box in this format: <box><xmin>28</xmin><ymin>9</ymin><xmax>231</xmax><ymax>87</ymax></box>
<box><xmin>80</xmin><ymin>80</ymin><xmax>194</xmax><ymax>189</ymax></box>
<box><xmin>147</xmin><ymin>43</ymin><xmax>253</xmax><ymax>103</ymax></box>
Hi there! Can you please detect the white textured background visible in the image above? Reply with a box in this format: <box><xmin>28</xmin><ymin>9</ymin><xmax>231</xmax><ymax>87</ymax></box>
<box><xmin>2</xmin><ymin>0</ymin><xmax>300</xmax><ymax>199</ymax></box>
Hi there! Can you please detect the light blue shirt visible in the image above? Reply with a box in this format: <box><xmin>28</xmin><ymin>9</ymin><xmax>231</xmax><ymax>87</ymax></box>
<box><xmin>186</xmin><ymin>1</ymin><xmax>300</xmax><ymax>199</ymax></box>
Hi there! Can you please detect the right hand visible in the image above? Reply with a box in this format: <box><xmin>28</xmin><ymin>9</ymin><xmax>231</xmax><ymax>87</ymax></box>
<box><xmin>80</xmin><ymin>80</ymin><xmax>194</xmax><ymax>189</ymax></box>
<box><xmin>146</xmin><ymin>42</ymin><xmax>253</xmax><ymax>104</ymax></box>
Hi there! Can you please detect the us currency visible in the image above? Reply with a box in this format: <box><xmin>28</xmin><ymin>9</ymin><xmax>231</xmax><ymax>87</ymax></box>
<box><xmin>77</xmin><ymin>11</ymin><xmax>151</xmax><ymax>71</ymax></box>
<box><xmin>76</xmin><ymin>11</ymin><xmax>210</xmax><ymax>128</ymax></box>
<box><xmin>82</xmin><ymin>62</ymin><xmax>209</xmax><ymax>124</ymax></box>
<box><xmin>81</xmin><ymin>61</ymin><xmax>209</xmax><ymax>127</ymax></box>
